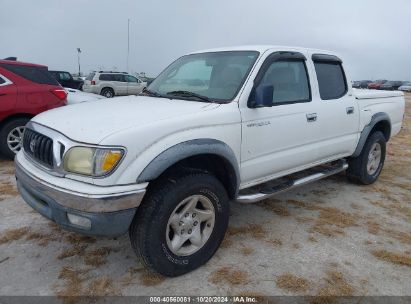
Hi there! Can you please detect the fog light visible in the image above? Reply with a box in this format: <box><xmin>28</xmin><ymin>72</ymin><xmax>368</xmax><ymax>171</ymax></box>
<box><xmin>67</xmin><ymin>213</ymin><xmax>91</xmax><ymax>230</ymax></box>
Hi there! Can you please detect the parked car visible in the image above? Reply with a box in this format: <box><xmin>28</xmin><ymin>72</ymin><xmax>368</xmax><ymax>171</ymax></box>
<box><xmin>352</xmin><ymin>81</ymin><xmax>361</xmax><ymax>88</ymax></box>
<box><xmin>15</xmin><ymin>46</ymin><xmax>405</xmax><ymax>277</ymax></box>
<box><xmin>378</xmin><ymin>81</ymin><xmax>404</xmax><ymax>90</ymax></box>
<box><xmin>0</xmin><ymin>60</ymin><xmax>67</xmax><ymax>159</ymax></box>
<box><xmin>368</xmin><ymin>79</ymin><xmax>387</xmax><ymax>90</ymax></box>
<box><xmin>398</xmin><ymin>82</ymin><xmax>411</xmax><ymax>92</ymax></box>
<box><xmin>82</xmin><ymin>71</ymin><xmax>147</xmax><ymax>98</ymax></box>
<box><xmin>49</xmin><ymin>71</ymin><xmax>84</xmax><ymax>90</ymax></box>
<box><xmin>352</xmin><ymin>80</ymin><xmax>372</xmax><ymax>89</ymax></box>
<box><xmin>65</xmin><ymin>88</ymin><xmax>106</xmax><ymax>105</ymax></box>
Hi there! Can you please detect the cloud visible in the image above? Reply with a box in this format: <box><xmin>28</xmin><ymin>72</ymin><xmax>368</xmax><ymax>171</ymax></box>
<box><xmin>1</xmin><ymin>0</ymin><xmax>410</xmax><ymax>80</ymax></box>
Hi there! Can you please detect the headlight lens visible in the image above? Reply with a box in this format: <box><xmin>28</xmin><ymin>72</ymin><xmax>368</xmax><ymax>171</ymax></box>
<box><xmin>64</xmin><ymin>147</ymin><xmax>124</xmax><ymax>176</ymax></box>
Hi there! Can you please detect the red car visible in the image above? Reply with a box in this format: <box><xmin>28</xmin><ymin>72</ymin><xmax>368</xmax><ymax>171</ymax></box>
<box><xmin>0</xmin><ymin>59</ymin><xmax>67</xmax><ymax>159</ymax></box>
<box><xmin>368</xmin><ymin>79</ymin><xmax>387</xmax><ymax>90</ymax></box>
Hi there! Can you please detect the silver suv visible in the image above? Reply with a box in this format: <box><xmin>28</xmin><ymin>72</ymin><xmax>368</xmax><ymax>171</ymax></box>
<box><xmin>83</xmin><ymin>71</ymin><xmax>147</xmax><ymax>98</ymax></box>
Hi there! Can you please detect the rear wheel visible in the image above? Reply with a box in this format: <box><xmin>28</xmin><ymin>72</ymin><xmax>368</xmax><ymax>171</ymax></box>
<box><xmin>0</xmin><ymin>118</ymin><xmax>30</xmax><ymax>159</ymax></box>
<box><xmin>129</xmin><ymin>172</ymin><xmax>229</xmax><ymax>277</ymax></box>
<box><xmin>347</xmin><ymin>131</ymin><xmax>386</xmax><ymax>185</ymax></box>
<box><xmin>101</xmin><ymin>88</ymin><xmax>114</xmax><ymax>98</ymax></box>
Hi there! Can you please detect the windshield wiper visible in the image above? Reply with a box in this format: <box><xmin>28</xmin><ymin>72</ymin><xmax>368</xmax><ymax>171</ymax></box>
<box><xmin>166</xmin><ymin>90</ymin><xmax>214</xmax><ymax>103</ymax></box>
<box><xmin>140</xmin><ymin>87</ymin><xmax>162</xmax><ymax>97</ymax></box>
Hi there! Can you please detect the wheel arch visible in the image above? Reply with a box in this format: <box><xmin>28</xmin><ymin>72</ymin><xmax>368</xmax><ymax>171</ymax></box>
<box><xmin>136</xmin><ymin>139</ymin><xmax>240</xmax><ymax>199</ymax></box>
<box><xmin>352</xmin><ymin>112</ymin><xmax>391</xmax><ymax>157</ymax></box>
<box><xmin>0</xmin><ymin>113</ymin><xmax>33</xmax><ymax>130</ymax></box>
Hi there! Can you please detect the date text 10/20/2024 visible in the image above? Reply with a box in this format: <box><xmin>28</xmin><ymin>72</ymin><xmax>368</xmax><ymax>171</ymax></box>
<box><xmin>149</xmin><ymin>297</ymin><xmax>259</xmax><ymax>303</ymax></box>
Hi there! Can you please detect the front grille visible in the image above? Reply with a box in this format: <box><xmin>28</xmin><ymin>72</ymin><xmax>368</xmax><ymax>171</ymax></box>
<box><xmin>23</xmin><ymin>128</ymin><xmax>54</xmax><ymax>168</ymax></box>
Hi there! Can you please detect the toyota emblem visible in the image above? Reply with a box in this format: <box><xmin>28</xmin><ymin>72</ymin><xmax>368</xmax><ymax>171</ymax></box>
<box><xmin>30</xmin><ymin>140</ymin><xmax>36</xmax><ymax>153</ymax></box>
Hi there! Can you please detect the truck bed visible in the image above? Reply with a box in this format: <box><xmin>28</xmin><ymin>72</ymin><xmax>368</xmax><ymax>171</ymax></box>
<box><xmin>353</xmin><ymin>89</ymin><xmax>405</xmax><ymax>139</ymax></box>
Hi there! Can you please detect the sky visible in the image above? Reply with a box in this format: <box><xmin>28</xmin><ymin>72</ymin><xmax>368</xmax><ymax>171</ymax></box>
<box><xmin>1</xmin><ymin>0</ymin><xmax>410</xmax><ymax>80</ymax></box>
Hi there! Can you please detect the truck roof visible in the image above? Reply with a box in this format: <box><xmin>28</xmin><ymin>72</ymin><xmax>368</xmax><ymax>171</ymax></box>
<box><xmin>190</xmin><ymin>45</ymin><xmax>339</xmax><ymax>56</ymax></box>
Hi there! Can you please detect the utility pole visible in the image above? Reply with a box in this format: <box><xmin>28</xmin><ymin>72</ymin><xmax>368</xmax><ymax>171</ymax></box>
<box><xmin>127</xmin><ymin>19</ymin><xmax>130</xmax><ymax>73</ymax></box>
<box><xmin>77</xmin><ymin>48</ymin><xmax>81</xmax><ymax>76</ymax></box>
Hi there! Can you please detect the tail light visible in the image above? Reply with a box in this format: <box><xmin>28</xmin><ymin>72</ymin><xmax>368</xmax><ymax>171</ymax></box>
<box><xmin>91</xmin><ymin>80</ymin><xmax>96</xmax><ymax>85</ymax></box>
<box><xmin>50</xmin><ymin>89</ymin><xmax>67</xmax><ymax>100</ymax></box>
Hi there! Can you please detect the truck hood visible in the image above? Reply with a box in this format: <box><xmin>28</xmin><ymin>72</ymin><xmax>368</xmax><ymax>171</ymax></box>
<box><xmin>32</xmin><ymin>95</ymin><xmax>217</xmax><ymax>143</ymax></box>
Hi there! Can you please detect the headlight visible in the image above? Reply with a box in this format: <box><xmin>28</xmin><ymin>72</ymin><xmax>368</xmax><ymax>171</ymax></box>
<box><xmin>63</xmin><ymin>147</ymin><xmax>124</xmax><ymax>176</ymax></box>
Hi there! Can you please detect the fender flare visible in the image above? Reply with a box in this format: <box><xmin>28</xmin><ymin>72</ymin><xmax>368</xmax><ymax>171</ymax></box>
<box><xmin>136</xmin><ymin>139</ymin><xmax>240</xmax><ymax>195</ymax></box>
<box><xmin>352</xmin><ymin>112</ymin><xmax>391</xmax><ymax>157</ymax></box>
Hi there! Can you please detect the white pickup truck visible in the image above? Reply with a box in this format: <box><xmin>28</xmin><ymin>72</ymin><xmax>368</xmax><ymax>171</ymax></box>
<box><xmin>15</xmin><ymin>46</ymin><xmax>405</xmax><ymax>277</ymax></box>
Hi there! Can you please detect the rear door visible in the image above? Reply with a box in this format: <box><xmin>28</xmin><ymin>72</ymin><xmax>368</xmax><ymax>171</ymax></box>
<box><xmin>113</xmin><ymin>74</ymin><xmax>127</xmax><ymax>95</ymax></box>
<box><xmin>309</xmin><ymin>54</ymin><xmax>360</xmax><ymax>158</ymax></box>
<box><xmin>0</xmin><ymin>73</ymin><xmax>18</xmax><ymax>120</ymax></box>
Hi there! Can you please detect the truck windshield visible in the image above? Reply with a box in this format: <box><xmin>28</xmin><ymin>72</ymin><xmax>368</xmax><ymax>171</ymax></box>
<box><xmin>147</xmin><ymin>51</ymin><xmax>259</xmax><ymax>103</ymax></box>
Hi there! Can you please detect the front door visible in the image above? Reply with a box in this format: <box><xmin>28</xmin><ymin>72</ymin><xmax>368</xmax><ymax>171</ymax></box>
<box><xmin>240</xmin><ymin>51</ymin><xmax>323</xmax><ymax>186</ymax></box>
<box><xmin>125</xmin><ymin>75</ymin><xmax>144</xmax><ymax>95</ymax></box>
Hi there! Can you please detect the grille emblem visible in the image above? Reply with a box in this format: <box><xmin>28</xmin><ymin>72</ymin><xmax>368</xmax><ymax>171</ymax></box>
<box><xmin>30</xmin><ymin>139</ymin><xmax>36</xmax><ymax>153</ymax></box>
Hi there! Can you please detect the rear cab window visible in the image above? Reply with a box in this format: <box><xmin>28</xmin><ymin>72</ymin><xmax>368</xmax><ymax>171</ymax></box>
<box><xmin>312</xmin><ymin>54</ymin><xmax>347</xmax><ymax>100</ymax></box>
<box><xmin>0</xmin><ymin>63</ymin><xmax>59</xmax><ymax>86</ymax></box>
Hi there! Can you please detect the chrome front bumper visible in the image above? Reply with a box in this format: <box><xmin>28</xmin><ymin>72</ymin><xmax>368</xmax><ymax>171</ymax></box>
<box><xmin>15</xmin><ymin>159</ymin><xmax>147</xmax><ymax>236</ymax></box>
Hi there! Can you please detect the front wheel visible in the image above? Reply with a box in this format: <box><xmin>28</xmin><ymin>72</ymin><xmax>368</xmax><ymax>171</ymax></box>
<box><xmin>129</xmin><ymin>172</ymin><xmax>229</xmax><ymax>277</ymax></box>
<box><xmin>347</xmin><ymin>131</ymin><xmax>386</xmax><ymax>185</ymax></box>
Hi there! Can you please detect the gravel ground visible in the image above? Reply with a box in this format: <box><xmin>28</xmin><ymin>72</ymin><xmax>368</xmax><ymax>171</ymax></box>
<box><xmin>0</xmin><ymin>94</ymin><xmax>410</xmax><ymax>299</ymax></box>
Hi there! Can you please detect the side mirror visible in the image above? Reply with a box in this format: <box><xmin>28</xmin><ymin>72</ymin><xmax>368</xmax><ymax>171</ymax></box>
<box><xmin>249</xmin><ymin>85</ymin><xmax>274</xmax><ymax>108</ymax></box>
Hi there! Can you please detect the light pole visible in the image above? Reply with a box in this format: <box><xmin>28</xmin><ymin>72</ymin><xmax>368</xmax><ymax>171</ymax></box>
<box><xmin>127</xmin><ymin>19</ymin><xmax>130</xmax><ymax>73</ymax></box>
<box><xmin>77</xmin><ymin>48</ymin><xmax>81</xmax><ymax>77</ymax></box>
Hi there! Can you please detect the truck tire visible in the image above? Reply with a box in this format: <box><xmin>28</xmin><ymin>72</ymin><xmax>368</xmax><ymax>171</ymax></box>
<box><xmin>347</xmin><ymin>131</ymin><xmax>386</xmax><ymax>185</ymax></box>
<box><xmin>0</xmin><ymin>118</ymin><xmax>30</xmax><ymax>159</ymax></box>
<box><xmin>101</xmin><ymin>87</ymin><xmax>114</xmax><ymax>98</ymax></box>
<box><xmin>129</xmin><ymin>172</ymin><xmax>229</xmax><ymax>277</ymax></box>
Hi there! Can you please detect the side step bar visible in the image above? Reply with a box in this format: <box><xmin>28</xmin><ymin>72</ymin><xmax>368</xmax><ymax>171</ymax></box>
<box><xmin>237</xmin><ymin>160</ymin><xmax>348</xmax><ymax>204</ymax></box>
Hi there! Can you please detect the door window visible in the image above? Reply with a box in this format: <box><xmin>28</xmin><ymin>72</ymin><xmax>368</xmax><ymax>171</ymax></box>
<box><xmin>125</xmin><ymin>75</ymin><xmax>138</xmax><ymax>83</ymax></box>
<box><xmin>113</xmin><ymin>74</ymin><xmax>125</xmax><ymax>82</ymax></box>
<box><xmin>314</xmin><ymin>61</ymin><xmax>347</xmax><ymax>100</ymax></box>
<box><xmin>260</xmin><ymin>60</ymin><xmax>311</xmax><ymax>105</ymax></box>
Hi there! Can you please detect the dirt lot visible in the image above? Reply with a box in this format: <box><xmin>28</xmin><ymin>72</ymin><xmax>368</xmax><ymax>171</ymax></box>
<box><xmin>0</xmin><ymin>94</ymin><xmax>410</xmax><ymax>299</ymax></box>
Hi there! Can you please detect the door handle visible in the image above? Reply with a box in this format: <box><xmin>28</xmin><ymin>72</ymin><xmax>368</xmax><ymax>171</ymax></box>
<box><xmin>306</xmin><ymin>113</ymin><xmax>317</xmax><ymax>122</ymax></box>
<box><xmin>346</xmin><ymin>106</ymin><xmax>355</xmax><ymax>115</ymax></box>
<box><xmin>0</xmin><ymin>93</ymin><xmax>6</xmax><ymax>96</ymax></box>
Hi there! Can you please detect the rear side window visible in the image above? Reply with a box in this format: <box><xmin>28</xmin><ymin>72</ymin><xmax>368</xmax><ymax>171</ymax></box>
<box><xmin>313</xmin><ymin>61</ymin><xmax>347</xmax><ymax>100</ymax></box>
<box><xmin>0</xmin><ymin>77</ymin><xmax>5</xmax><ymax>85</ymax></box>
<box><xmin>0</xmin><ymin>64</ymin><xmax>59</xmax><ymax>85</ymax></box>
<box><xmin>99</xmin><ymin>74</ymin><xmax>114</xmax><ymax>81</ymax></box>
